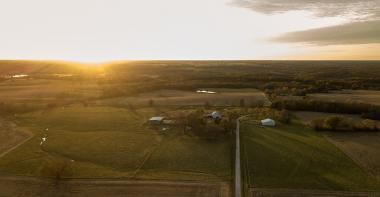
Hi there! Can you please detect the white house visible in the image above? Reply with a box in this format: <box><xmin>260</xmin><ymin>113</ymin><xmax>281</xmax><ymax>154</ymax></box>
<box><xmin>211</xmin><ymin>111</ymin><xmax>222</xmax><ymax>119</ymax></box>
<box><xmin>261</xmin><ymin>118</ymin><xmax>276</xmax><ymax>127</ymax></box>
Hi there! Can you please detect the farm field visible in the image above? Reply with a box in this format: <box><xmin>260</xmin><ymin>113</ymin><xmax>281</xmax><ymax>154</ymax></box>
<box><xmin>0</xmin><ymin>79</ymin><xmax>100</xmax><ymax>106</ymax></box>
<box><xmin>100</xmin><ymin>88</ymin><xmax>269</xmax><ymax>107</ymax></box>
<box><xmin>308</xmin><ymin>90</ymin><xmax>380</xmax><ymax>106</ymax></box>
<box><xmin>240</xmin><ymin>119</ymin><xmax>380</xmax><ymax>191</ymax></box>
<box><xmin>0</xmin><ymin>105</ymin><xmax>232</xmax><ymax>182</ymax></box>
<box><xmin>2</xmin><ymin>61</ymin><xmax>380</xmax><ymax>196</ymax></box>
<box><xmin>0</xmin><ymin>119</ymin><xmax>33</xmax><ymax>158</ymax></box>
<box><xmin>324</xmin><ymin>132</ymin><xmax>380</xmax><ymax>179</ymax></box>
<box><xmin>0</xmin><ymin>177</ymin><xmax>231</xmax><ymax>197</ymax></box>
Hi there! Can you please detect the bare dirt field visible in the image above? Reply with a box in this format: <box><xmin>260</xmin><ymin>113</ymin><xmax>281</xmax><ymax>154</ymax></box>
<box><xmin>324</xmin><ymin>132</ymin><xmax>380</xmax><ymax>178</ymax></box>
<box><xmin>0</xmin><ymin>119</ymin><xmax>33</xmax><ymax>158</ymax></box>
<box><xmin>308</xmin><ymin>90</ymin><xmax>380</xmax><ymax>106</ymax></box>
<box><xmin>0</xmin><ymin>176</ymin><xmax>231</xmax><ymax>197</ymax></box>
<box><xmin>249</xmin><ymin>188</ymin><xmax>380</xmax><ymax>197</ymax></box>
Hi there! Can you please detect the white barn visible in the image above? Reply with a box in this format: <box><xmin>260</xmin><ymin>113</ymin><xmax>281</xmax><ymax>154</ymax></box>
<box><xmin>261</xmin><ymin>118</ymin><xmax>276</xmax><ymax>127</ymax></box>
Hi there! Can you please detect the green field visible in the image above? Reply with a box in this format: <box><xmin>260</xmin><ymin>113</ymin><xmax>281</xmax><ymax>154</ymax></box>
<box><xmin>0</xmin><ymin>105</ymin><xmax>232</xmax><ymax>181</ymax></box>
<box><xmin>240</xmin><ymin>119</ymin><xmax>380</xmax><ymax>191</ymax></box>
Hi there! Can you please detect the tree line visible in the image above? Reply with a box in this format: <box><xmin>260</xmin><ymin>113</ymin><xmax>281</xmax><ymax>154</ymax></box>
<box><xmin>272</xmin><ymin>99</ymin><xmax>380</xmax><ymax>120</ymax></box>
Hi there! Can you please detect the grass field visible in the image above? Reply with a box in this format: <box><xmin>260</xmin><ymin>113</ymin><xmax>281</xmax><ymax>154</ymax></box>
<box><xmin>0</xmin><ymin>105</ymin><xmax>232</xmax><ymax>181</ymax></box>
<box><xmin>0</xmin><ymin>79</ymin><xmax>100</xmax><ymax>106</ymax></box>
<box><xmin>324</xmin><ymin>132</ymin><xmax>380</xmax><ymax>179</ymax></box>
<box><xmin>100</xmin><ymin>88</ymin><xmax>269</xmax><ymax>107</ymax></box>
<box><xmin>0</xmin><ymin>119</ymin><xmax>33</xmax><ymax>157</ymax></box>
<box><xmin>240</xmin><ymin>119</ymin><xmax>380</xmax><ymax>191</ymax></box>
<box><xmin>0</xmin><ymin>177</ymin><xmax>231</xmax><ymax>197</ymax></box>
<box><xmin>308</xmin><ymin>90</ymin><xmax>380</xmax><ymax>106</ymax></box>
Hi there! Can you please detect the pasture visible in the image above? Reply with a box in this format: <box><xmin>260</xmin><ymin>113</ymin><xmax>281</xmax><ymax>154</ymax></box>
<box><xmin>0</xmin><ymin>105</ymin><xmax>232</xmax><ymax>181</ymax></box>
<box><xmin>100</xmin><ymin>88</ymin><xmax>269</xmax><ymax>107</ymax></box>
<box><xmin>240</xmin><ymin>119</ymin><xmax>380</xmax><ymax>191</ymax></box>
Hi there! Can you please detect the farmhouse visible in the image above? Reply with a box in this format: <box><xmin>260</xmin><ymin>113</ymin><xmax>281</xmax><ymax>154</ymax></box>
<box><xmin>211</xmin><ymin>111</ymin><xmax>222</xmax><ymax>119</ymax></box>
<box><xmin>261</xmin><ymin>118</ymin><xmax>276</xmax><ymax>127</ymax></box>
<box><xmin>149</xmin><ymin>116</ymin><xmax>165</xmax><ymax>125</ymax></box>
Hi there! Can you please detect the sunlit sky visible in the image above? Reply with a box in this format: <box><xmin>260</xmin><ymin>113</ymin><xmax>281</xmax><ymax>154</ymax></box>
<box><xmin>1</xmin><ymin>0</ymin><xmax>379</xmax><ymax>62</ymax></box>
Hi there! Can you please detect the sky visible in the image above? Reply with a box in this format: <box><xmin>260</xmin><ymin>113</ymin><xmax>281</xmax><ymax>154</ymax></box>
<box><xmin>0</xmin><ymin>0</ymin><xmax>379</xmax><ymax>62</ymax></box>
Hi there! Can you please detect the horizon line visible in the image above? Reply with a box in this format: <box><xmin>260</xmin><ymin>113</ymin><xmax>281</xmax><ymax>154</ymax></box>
<box><xmin>1</xmin><ymin>59</ymin><xmax>380</xmax><ymax>65</ymax></box>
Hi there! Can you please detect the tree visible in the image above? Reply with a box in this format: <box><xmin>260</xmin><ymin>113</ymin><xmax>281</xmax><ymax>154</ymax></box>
<box><xmin>226</xmin><ymin>111</ymin><xmax>240</xmax><ymax>122</ymax></box>
<box><xmin>221</xmin><ymin>119</ymin><xmax>235</xmax><ymax>133</ymax></box>
<box><xmin>278</xmin><ymin>109</ymin><xmax>291</xmax><ymax>124</ymax></box>
<box><xmin>325</xmin><ymin>116</ymin><xmax>342</xmax><ymax>130</ymax></box>
<box><xmin>311</xmin><ymin>118</ymin><xmax>325</xmax><ymax>131</ymax></box>
<box><xmin>239</xmin><ymin>98</ymin><xmax>245</xmax><ymax>107</ymax></box>
<box><xmin>40</xmin><ymin>158</ymin><xmax>73</xmax><ymax>183</ymax></box>
<box><xmin>186</xmin><ymin>109</ymin><xmax>205</xmax><ymax>130</ymax></box>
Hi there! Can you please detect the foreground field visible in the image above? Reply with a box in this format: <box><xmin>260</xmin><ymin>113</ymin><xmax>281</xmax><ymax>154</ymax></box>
<box><xmin>0</xmin><ymin>105</ymin><xmax>232</xmax><ymax>181</ymax></box>
<box><xmin>324</xmin><ymin>132</ymin><xmax>380</xmax><ymax>179</ymax></box>
<box><xmin>240</xmin><ymin>120</ymin><xmax>380</xmax><ymax>191</ymax></box>
<box><xmin>0</xmin><ymin>177</ymin><xmax>231</xmax><ymax>197</ymax></box>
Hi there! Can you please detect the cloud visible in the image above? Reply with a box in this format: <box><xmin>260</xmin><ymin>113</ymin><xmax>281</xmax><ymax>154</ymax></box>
<box><xmin>232</xmin><ymin>0</ymin><xmax>380</xmax><ymax>45</ymax></box>
<box><xmin>272</xmin><ymin>20</ymin><xmax>380</xmax><ymax>45</ymax></box>
<box><xmin>232</xmin><ymin>0</ymin><xmax>380</xmax><ymax>19</ymax></box>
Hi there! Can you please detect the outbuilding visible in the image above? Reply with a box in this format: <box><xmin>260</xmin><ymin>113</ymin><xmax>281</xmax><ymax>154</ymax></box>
<box><xmin>261</xmin><ymin>118</ymin><xmax>276</xmax><ymax>127</ymax></box>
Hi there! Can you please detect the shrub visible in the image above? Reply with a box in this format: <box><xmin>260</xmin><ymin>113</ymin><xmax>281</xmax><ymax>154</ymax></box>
<box><xmin>39</xmin><ymin>158</ymin><xmax>73</xmax><ymax>181</ymax></box>
<box><xmin>325</xmin><ymin>116</ymin><xmax>343</xmax><ymax>130</ymax></box>
<box><xmin>311</xmin><ymin>118</ymin><xmax>325</xmax><ymax>131</ymax></box>
<box><xmin>311</xmin><ymin>116</ymin><xmax>379</xmax><ymax>132</ymax></box>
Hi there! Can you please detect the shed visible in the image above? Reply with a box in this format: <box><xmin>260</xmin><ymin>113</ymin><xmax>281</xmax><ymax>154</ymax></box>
<box><xmin>261</xmin><ymin>118</ymin><xmax>276</xmax><ymax>127</ymax></box>
<box><xmin>211</xmin><ymin>111</ymin><xmax>222</xmax><ymax>119</ymax></box>
<box><xmin>149</xmin><ymin>117</ymin><xmax>164</xmax><ymax>125</ymax></box>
